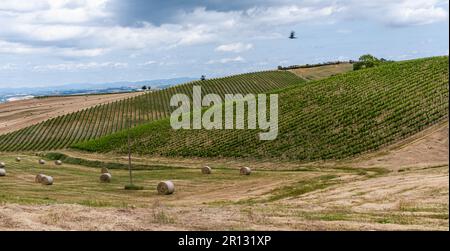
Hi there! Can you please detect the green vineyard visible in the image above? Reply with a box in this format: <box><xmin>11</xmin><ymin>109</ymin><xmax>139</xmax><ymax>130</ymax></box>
<box><xmin>0</xmin><ymin>71</ymin><xmax>302</xmax><ymax>151</ymax></box>
<box><xmin>74</xmin><ymin>56</ymin><xmax>449</xmax><ymax>161</ymax></box>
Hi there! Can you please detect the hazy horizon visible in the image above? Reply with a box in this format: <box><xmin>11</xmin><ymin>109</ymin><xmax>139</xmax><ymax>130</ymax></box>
<box><xmin>0</xmin><ymin>0</ymin><xmax>449</xmax><ymax>88</ymax></box>
<box><xmin>0</xmin><ymin>76</ymin><xmax>197</xmax><ymax>90</ymax></box>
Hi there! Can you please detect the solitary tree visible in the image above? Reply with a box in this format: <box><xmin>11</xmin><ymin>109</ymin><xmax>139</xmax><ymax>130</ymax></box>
<box><xmin>354</xmin><ymin>54</ymin><xmax>385</xmax><ymax>70</ymax></box>
<box><xmin>201</xmin><ymin>75</ymin><xmax>206</xmax><ymax>81</ymax></box>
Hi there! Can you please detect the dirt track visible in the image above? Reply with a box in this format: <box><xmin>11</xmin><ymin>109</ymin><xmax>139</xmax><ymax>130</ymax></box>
<box><xmin>0</xmin><ymin>92</ymin><xmax>141</xmax><ymax>135</ymax></box>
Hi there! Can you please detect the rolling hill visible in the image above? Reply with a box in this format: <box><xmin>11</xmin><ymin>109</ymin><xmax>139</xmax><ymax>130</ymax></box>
<box><xmin>72</xmin><ymin>56</ymin><xmax>449</xmax><ymax>161</ymax></box>
<box><xmin>289</xmin><ymin>62</ymin><xmax>354</xmax><ymax>81</ymax></box>
<box><xmin>0</xmin><ymin>71</ymin><xmax>302</xmax><ymax>151</ymax></box>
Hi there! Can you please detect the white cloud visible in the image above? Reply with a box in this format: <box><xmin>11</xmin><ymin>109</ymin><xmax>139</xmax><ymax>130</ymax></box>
<box><xmin>32</xmin><ymin>61</ymin><xmax>128</xmax><ymax>72</ymax></box>
<box><xmin>0</xmin><ymin>0</ymin><xmax>447</xmax><ymax>60</ymax></box>
<box><xmin>0</xmin><ymin>0</ymin><xmax>112</xmax><ymax>58</ymax></box>
<box><xmin>57</xmin><ymin>48</ymin><xmax>106</xmax><ymax>58</ymax></box>
<box><xmin>215</xmin><ymin>43</ymin><xmax>253</xmax><ymax>53</ymax></box>
<box><xmin>9</xmin><ymin>24</ymin><xmax>91</xmax><ymax>42</ymax></box>
<box><xmin>386</xmin><ymin>0</ymin><xmax>448</xmax><ymax>26</ymax></box>
<box><xmin>245</xmin><ymin>5</ymin><xmax>343</xmax><ymax>25</ymax></box>
<box><xmin>140</xmin><ymin>60</ymin><xmax>157</xmax><ymax>66</ymax></box>
<box><xmin>0</xmin><ymin>40</ymin><xmax>47</xmax><ymax>54</ymax></box>
<box><xmin>0</xmin><ymin>63</ymin><xmax>17</xmax><ymax>71</ymax></box>
<box><xmin>336</xmin><ymin>29</ymin><xmax>352</xmax><ymax>34</ymax></box>
<box><xmin>177</xmin><ymin>7</ymin><xmax>241</xmax><ymax>29</ymax></box>
<box><xmin>340</xmin><ymin>0</ymin><xmax>449</xmax><ymax>27</ymax></box>
<box><xmin>0</xmin><ymin>40</ymin><xmax>105</xmax><ymax>58</ymax></box>
<box><xmin>207</xmin><ymin>56</ymin><xmax>245</xmax><ymax>64</ymax></box>
<box><xmin>0</xmin><ymin>0</ymin><xmax>448</xmax><ymax>80</ymax></box>
<box><xmin>0</xmin><ymin>0</ymin><xmax>110</xmax><ymax>23</ymax></box>
<box><xmin>0</xmin><ymin>1</ymin><xmax>49</xmax><ymax>12</ymax></box>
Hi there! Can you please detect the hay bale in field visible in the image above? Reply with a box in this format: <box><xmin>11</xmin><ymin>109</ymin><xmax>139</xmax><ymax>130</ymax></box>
<box><xmin>0</xmin><ymin>162</ymin><xmax>5</xmax><ymax>168</ymax></box>
<box><xmin>39</xmin><ymin>159</ymin><xmax>46</xmax><ymax>165</ymax></box>
<box><xmin>100</xmin><ymin>173</ymin><xmax>112</xmax><ymax>183</ymax></box>
<box><xmin>201</xmin><ymin>166</ymin><xmax>212</xmax><ymax>174</ymax></box>
<box><xmin>0</xmin><ymin>168</ymin><xmax>6</xmax><ymax>176</ymax></box>
<box><xmin>41</xmin><ymin>175</ymin><xmax>53</xmax><ymax>185</ymax></box>
<box><xmin>55</xmin><ymin>160</ymin><xmax>62</xmax><ymax>165</ymax></box>
<box><xmin>101</xmin><ymin>167</ymin><xmax>109</xmax><ymax>174</ymax></box>
<box><xmin>157</xmin><ymin>181</ymin><xmax>175</xmax><ymax>195</ymax></box>
<box><xmin>16</xmin><ymin>157</ymin><xmax>21</xmax><ymax>162</ymax></box>
<box><xmin>35</xmin><ymin>174</ymin><xmax>45</xmax><ymax>183</ymax></box>
<box><xmin>240</xmin><ymin>167</ymin><xmax>252</xmax><ymax>175</ymax></box>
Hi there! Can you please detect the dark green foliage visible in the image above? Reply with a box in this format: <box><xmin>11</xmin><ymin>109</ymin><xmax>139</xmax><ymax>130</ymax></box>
<box><xmin>124</xmin><ymin>184</ymin><xmax>144</xmax><ymax>190</ymax></box>
<box><xmin>353</xmin><ymin>54</ymin><xmax>392</xmax><ymax>70</ymax></box>
<box><xmin>42</xmin><ymin>152</ymin><xmax>183</xmax><ymax>170</ymax></box>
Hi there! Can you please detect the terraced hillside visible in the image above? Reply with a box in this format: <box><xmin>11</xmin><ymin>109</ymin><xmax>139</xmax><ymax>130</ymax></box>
<box><xmin>74</xmin><ymin>56</ymin><xmax>449</xmax><ymax>161</ymax></box>
<box><xmin>0</xmin><ymin>71</ymin><xmax>301</xmax><ymax>151</ymax></box>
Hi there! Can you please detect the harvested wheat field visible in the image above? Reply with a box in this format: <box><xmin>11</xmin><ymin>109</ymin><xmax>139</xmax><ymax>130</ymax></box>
<box><xmin>0</xmin><ymin>122</ymin><xmax>447</xmax><ymax>231</ymax></box>
<box><xmin>0</xmin><ymin>92</ymin><xmax>141</xmax><ymax>135</ymax></box>
<box><xmin>289</xmin><ymin>63</ymin><xmax>354</xmax><ymax>81</ymax></box>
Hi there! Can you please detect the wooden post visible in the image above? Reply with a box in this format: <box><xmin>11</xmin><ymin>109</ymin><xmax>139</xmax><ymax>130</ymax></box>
<box><xmin>127</xmin><ymin>113</ymin><xmax>133</xmax><ymax>185</ymax></box>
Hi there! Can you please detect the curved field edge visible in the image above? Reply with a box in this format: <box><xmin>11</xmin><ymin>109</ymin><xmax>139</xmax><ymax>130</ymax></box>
<box><xmin>0</xmin><ymin>92</ymin><xmax>142</xmax><ymax>136</ymax></box>
<box><xmin>72</xmin><ymin>56</ymin><xmax>449</xmax><ymax>161</ymax></box>
<box><xmin>0</xmin><ymin>71</ymin><xmax>302</xmax><ymax>152</ymax></box>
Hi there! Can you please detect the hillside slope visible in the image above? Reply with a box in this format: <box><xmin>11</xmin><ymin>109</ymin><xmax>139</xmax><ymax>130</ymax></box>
<box><xmin>0</xmin><ymin>71</ymin><xmax>302</xmax><ymax>151</ymax></box>
<box><xmin>289</xmin><ymin>63</ymin><xmax>353</xmax><ymax>81</ymax></box>
<box><xmin>0</xmin><ymin>92</ymin><xmax>141</xmax><ymax>135</ymax></box>
<box><xmin>73</xmin><ymin>56</ymin><xmax>449</xmax><ymax>161</ymax></box>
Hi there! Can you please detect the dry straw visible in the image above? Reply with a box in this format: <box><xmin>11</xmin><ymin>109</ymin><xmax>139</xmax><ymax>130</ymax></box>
<box><xmin>41</xmin><ymin>175</ymin><xmax>53</xmax><ymax>185</ymax></box>
<box><xmin>35</xmin><ymin>174</ymin><xmax>53</xmax><ymax>185</ymax></box>
<box><xmin>35</xmin><ymin>174</ymin><xmax>45</xmax><ymax>183</ymax></box>
<box><xmin>240</xmin><ymin>167</ymin><xmax>252</xmax><ymax>175</ymax></box>
<box><xmin>100</xmin><ymin>173</ymin><xmax>112</xmax><ymax>183</ymax></box>
<box><xmin>157</xmin><ymin>181</ymin><xmax>175</xmax><ymax>195</ymax></box>
<box><xmin>201</xmin><ymin>166</ymin><xmax>212</xmax><ymax>174</ymax></box>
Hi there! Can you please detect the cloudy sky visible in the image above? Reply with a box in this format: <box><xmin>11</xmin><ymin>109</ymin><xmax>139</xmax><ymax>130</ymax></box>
<box><xmin>0</xmin><ymin>0</ymin><xmax>448</xmax><ymax>88</ymax></box>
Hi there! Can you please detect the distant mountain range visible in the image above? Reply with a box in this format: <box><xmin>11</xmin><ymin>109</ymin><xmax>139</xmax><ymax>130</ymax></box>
<box><xmin>0</xmin><ymin>77</ymin><xmax>197</xmax><ymax>103</ymax></box>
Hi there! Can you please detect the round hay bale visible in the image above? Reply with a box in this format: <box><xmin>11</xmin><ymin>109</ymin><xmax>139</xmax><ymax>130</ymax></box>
<box><xmin>240</xmin><ymin>167</ymin><xmax>252</xmax><ymax>175</ymax></box>
<box><xmin>41</xmin><ymin>175</ymin><xmax>53</xmax><ymax>185</ymax></box>
<box><xmin>157</xmin><ymin>181</ymin><xmax>175</xmax><ymax>195</ymax></box>
<box><xmin>16</xmin><ymin>157</ymin><xmax>21</xmax><ymax>162</ymax></box>
<box><xmin>101</xmin><ymin>167</ymin><xmax>109</xmax><ymax>174</ymax></box>
<box><xmin>0</xmin><ymin>162</ymin><xmax>5</xmax><ymax>168</ymax></box>
<box><xmin>0</xmin><ymin>168</ymin><xmax>6</xmax><ymax>177</ymax></box>
<box><xmin>100</xmin><ymin>173</ymin><xmax>112</xmax><ymax>183</ymax></box>
<box><xmin>55</xmin><ymin>160</ymin><xmax>62</xmax><ymax>165</ymax></box>
<box><xmin>201</xmin><ymin>166</ymin><xmax>212</xmax><ymax>174</ymax></box>
<box><xmin>35</xmin><ymin>174</ymin><xmax>45</xmax><ymax>183</ymax></box>
<box><xmin>39</xmin><ymin>159</ymin><xmax>46</xmax><ymax>165</ymax></box>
